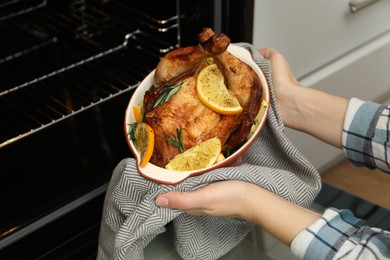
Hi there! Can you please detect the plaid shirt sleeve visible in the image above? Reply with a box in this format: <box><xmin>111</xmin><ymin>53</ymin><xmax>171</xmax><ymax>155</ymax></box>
<box><xmin>290</xmin><ymin>98</ymin><xmax>390</xmax><ymax>259</ymax></box>
<box><xmin>342</xmin><ymin>98</ymin><xmax>390</xmax><ymax>173</ymax></box>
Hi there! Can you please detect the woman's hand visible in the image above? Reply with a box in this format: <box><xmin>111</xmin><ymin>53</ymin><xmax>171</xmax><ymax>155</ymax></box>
<box><xmin>156</xmin><ymin>180</ymin><xmax>258</xmax><ymax>220</ymax></box>
<box><xmin>156</xmin><ymin>180</ymin><xmax>321</xmax><ymax>246</ymax></box>
<box><xmin>259</xmin><ymin>48</ymin><xmax>301</xmax><ymax>128</ymax></box>
<box><xmin>259</xmin><ymin>48</ymin><xmax>348</xmax><ymax>148</ymax></box>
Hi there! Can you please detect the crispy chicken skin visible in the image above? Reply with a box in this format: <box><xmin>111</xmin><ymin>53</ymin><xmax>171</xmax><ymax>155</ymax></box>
<box><xmin>144</xmin><ymin>28</ymin><xmax>262</xmax><ymax>167</ymax></box>
<box><xmin>154</xmin><ymin>28</ymin><xmax>229</xmax><ymax>89</ymax></box>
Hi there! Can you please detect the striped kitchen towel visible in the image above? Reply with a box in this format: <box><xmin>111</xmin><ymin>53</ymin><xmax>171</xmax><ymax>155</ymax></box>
<box><xmin>97</xmin><ymin>43</ymin><xmax>322</xmax><ymax>260</ymax></box>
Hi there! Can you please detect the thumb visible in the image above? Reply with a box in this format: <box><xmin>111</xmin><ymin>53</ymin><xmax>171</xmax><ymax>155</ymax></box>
<box><xmin>156</xmin><ymin>191</ymin><xmax>203</xmax><ymax>210</ymax></box>
<box><xmin>259</xmin><ymin>47</ymin><xmax>279</xmax><ymax>60</ymax></box>
<box><xmin>155</xmin><ymin>191</ymin><xmax>188</xmax><ymax>209</ymax></box>
<box><xmin>155</xmin><ymin>195</ymin><xmax>170</xmax><ymax>207</ymax></box>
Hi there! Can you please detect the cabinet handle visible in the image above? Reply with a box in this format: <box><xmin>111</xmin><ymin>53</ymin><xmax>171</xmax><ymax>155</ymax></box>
<box><xmin>349</xmin><ymin>0</ymin><xmax>381</xmax><ymax>13</ymax></box>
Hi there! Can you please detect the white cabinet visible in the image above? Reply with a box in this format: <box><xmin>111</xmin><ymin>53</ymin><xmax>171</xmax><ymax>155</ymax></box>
<box><xmin>252</xmin><ymin>0</ymin><xmax>390</xmax><ymax>79</ymax></box>
<box><xmin>252</xmin><ymin>0</ymin><xmax>390</xmax><ymax>172</ymax></box>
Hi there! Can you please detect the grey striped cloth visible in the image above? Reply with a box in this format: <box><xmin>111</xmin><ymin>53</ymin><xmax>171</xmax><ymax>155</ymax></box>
<box><xmin>97</xmin><ymin>43</ymin><xmax>322</xmax><ymax>260</ymax></box>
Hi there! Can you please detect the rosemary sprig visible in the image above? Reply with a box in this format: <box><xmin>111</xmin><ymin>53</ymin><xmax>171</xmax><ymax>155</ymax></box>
<box><xmin>165</xmin><ymin>127</ymin><xmax>184</xmax><ymax>153</ymax></box>
<box><xmin>153</xmin><ymin>82</ymin><xmax>183</xmax><ymax>108</ymax></box>
<box><xmin>204</xmin><ymin>57</ymin><xmax>214</xmax><ymax>65</ymax></box>
<box><xmin>127</xmin><ymin>122</ymin><xmax>138</xmax><ymax>141</ymax></box>
<box><xmin>225</xmin><ymin>145</ymin><xmax>232</xmax><ymax>158</ymax></box>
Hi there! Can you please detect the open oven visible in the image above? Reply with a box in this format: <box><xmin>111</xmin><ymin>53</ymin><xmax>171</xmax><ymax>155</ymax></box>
<box><xmin>0</xmin><ymin>0</ymin><xmax>254</xmax><ymax>259</ymax></box>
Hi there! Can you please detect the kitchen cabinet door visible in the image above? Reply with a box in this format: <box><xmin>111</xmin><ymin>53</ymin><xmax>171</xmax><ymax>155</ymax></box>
<box><xmin>252</xmin><ymin>0</ymin><xmax>390</xmax><ymax>79</ymax></box>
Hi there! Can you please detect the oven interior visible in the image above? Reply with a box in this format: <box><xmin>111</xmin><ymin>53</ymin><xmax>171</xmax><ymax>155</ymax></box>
<box><xmin>0</xmin><ymin>0</ymin><xmax>179</xmax><ymax>147</ymax></box>
<box><xmin>0</xmin><ymin>0</ymin><xmax>180</xmax><ymax>258</ymax></box>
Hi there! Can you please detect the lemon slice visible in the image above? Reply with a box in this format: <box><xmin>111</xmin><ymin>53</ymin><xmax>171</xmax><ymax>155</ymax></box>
<box><xmin>249</xmin><ymin>99</ymin><xmax>269</xmax><ymax>137</ymax></box>
<box><xmin>134</xmin><ymin>122</ymin><xmax>154</xmax><ymax>167</ymax></box>
<box><xmin>196</xmin><ymin>64</ymin><xmax>243</xmax><ymax>115</ymax></box>
<box><xmin>216</xmin><ymin>153</ymin><xmax>225</xmax><ymax>163</ymax></box>
<box><xmin>165</xmin><ymin>137</ymin><xmax>222</xmax><ymax>171</ymax></box>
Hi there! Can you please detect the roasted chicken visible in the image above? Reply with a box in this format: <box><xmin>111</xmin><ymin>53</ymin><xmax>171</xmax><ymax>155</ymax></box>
<box><xmin>143</xmin><ymin>28</ymin><xmax>263</xmax><ymax>167</ymax></box>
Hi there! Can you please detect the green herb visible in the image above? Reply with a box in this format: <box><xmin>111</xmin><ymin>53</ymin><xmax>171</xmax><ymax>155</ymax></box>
<box><xmin>165</xmin><ymin>127</ymin><xmax>184</xmax><ymax>153</ymax></box>
<box><xmin>204</xmin><ymin>58</ymin><xmax>212</xmax><ymax>65</ymax></box>
<box><xmin>226</xmin><ymin>146</ymin><xmax>232</xmax><ymax>158</ymax></box>
<box><xmin>127</xmin><ymin>122</ymin><xmax>138</xmax><ymax>141</ymax></box>
<box><xmin>153</xmin><ymin>82</ymin><xmax>183</xmax><ymax>108</ymax></box>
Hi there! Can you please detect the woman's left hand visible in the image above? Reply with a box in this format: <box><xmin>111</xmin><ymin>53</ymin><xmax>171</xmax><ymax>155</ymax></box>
<box><xmin>156</xmin><ymin>180</ymin><xmax>258</xmax><ymax>221</ymax></box>
<box><xmin>156</xmin><ymin>179</ymin><xmax>321</xmax><ymax>246</ymax></box>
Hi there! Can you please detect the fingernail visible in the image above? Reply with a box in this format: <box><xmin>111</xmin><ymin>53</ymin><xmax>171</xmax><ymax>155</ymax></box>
<box><xmin>156</xmin><ymin>196</ymin><xmax>169</xmax><ymax>207</ymax></box>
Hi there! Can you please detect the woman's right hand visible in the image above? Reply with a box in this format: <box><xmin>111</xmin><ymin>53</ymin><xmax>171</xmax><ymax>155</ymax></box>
<box><xmin>259</xmin><ymin>48</ymin><xmax>348</xmax><ymax>148</ymax></box>
<box><xmin>259</xmin><ymin>48</ymin><xmax>301</xmax><ymax>128</ymax></box>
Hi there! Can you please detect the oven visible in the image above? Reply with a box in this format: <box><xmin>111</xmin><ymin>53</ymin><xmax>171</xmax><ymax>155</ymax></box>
<box><xmin>0</xmin><ymin>0</ymin><xmax>254</xmax><ymax>259</ymax></box>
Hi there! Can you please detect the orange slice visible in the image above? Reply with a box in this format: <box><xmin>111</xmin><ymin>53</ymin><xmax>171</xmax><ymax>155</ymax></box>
<box><xmin>165</xmin><ymin>137</ymin><xmax>222</xmax><ymax>171</ymax></box>
<box><xmin>134</xmin><ymin>122</ymin><xmax>154</xmax><ymax>167</ymax></box>
<box><xmin>196</xmin><ymin>64</ymin><xmax>243</xmax><ymax>115</ymax></box>
<box><xmin>133</xmin><ymin>101</ymin><xmax>144</xmax><ymax>123</ymax></box>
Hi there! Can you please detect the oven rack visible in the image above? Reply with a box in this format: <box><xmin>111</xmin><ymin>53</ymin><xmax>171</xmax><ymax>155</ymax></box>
<box><xmin>0</xmin><ymin>0</ymin><xmax>47</xmax><ymax>22</ymax></box>
<box><xmin>0</xmin><ymin>0</ymin><xmax>180</xmax><ymax>148</ymax></box>
<box><xmin>0</xmin><ymin>29</ymin><xmax>171</xmax><ymax>148</ymax></box>
<box><xmin>0</xmin><ymin>0</ymin><xmax>178</xmax><ymax>90</ymax></box>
